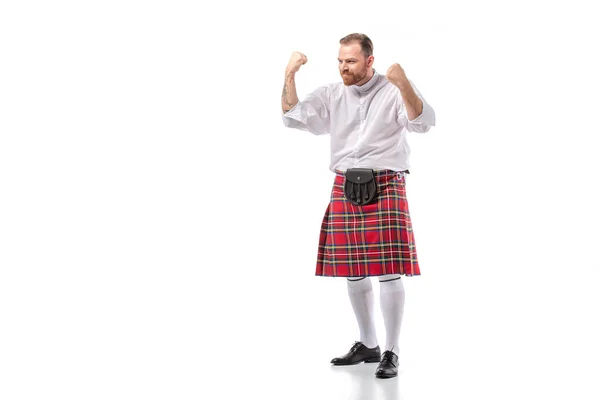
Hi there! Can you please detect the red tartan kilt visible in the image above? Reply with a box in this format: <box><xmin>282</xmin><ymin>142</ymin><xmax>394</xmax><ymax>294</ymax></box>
<box><xmin>316</xmin><ymin>169</ymin><xmax>420</xmax><ymax>277</ymax></box>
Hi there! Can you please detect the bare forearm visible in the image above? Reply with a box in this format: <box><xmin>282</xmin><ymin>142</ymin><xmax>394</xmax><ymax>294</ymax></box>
<box><xmin>386</xmin><ymin>64</ymin><xmax>423</xmax><ymax>121</ymax></box>
<box><xmin>391</xmin><ymin>78</ymin><xmax>423</xmax><ymax>121</ymax></box>
<box><xmin>281</xmin><ymin>73</ymin><xmax>299</xmax><ymax>113</ymax></box>
<box><xmin>391</xmin><ymin>77</ymin><xmax>423</xmax><ymax>121</ymax></box>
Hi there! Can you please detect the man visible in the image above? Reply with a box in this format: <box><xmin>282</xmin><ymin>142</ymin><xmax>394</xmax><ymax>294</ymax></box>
<box><xmin>281</xmin><ymin>33</ymin><xmax>435</xmax><ymax>379</ymax></box>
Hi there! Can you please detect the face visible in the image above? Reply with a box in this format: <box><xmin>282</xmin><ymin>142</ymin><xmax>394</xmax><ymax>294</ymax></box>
<box><xmin>338</xmin><ymin>42</ymin><xmax>373</xmax><ymax>86</ymax></box>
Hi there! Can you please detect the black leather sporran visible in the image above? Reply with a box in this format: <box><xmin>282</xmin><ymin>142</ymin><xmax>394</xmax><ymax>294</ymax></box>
<box><xmin>343</xmin><ymin>168</ymin><xmax>378</xmax><ymax>206</ymax></box>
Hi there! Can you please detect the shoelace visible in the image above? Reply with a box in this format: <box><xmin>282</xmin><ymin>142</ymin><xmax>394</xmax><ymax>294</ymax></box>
<box><xmin>349</xmin><ymin>341</ymin><xmax>363</xmax><ymax>353</ymax></box>
<box><xmin>381</xmin><ymin>351</ymin><xmax>397</xmax><ymax>366</ymax></box>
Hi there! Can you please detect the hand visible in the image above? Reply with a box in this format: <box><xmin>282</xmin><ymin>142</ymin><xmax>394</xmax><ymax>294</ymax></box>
<box><xmin>386</xmin><ymin>63</ymin><xmax>408</xmax><ymax>86</ymax></box>
<box><xmin>286</xmin><ymin>51</ymin><xmax>308</xmax><ymax>76</ymax></box>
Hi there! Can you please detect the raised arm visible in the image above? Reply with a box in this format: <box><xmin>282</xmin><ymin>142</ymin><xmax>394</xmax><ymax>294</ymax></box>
<box><xmin>386</xmin><ymin>63</ymin><xmax>436</xmax><ymax>133</ymax></box>
<box><xmin>281</xmin><ymin>52</ymin><xmax>331</xmax><ymax>135</ymax></box>
<box><xmin>386</xmin><ymin>63</ymin><xmax>422</xmax><ymax>120</ymax></box>
<box><xmin>281</xmin><ymin>51</ymin><xmax>307</xmax><ymax>113</ymax></box>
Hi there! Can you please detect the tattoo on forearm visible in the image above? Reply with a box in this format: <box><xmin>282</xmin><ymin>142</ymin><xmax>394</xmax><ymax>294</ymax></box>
<box><xmin>282</xmin><ymin>83</ymin><xmax>294</xmax><ymax>109</ymax></box>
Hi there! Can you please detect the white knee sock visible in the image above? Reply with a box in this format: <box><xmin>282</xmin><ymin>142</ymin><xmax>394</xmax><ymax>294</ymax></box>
<box><xmin>346</xmin><ymin>277</ymin><xmax>378</xmax><ymax>349</ymax></box>
<box><xmin>378</xmin><ymin>274</ymin><xmax>405</xmax><ymax>353</ymax></box>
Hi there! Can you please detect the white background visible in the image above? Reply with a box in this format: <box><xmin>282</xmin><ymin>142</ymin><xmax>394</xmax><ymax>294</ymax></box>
<box><xmin>1</xmin><ymin>0</ymin><xmax>599</xmax><ymax>399</ymax></box>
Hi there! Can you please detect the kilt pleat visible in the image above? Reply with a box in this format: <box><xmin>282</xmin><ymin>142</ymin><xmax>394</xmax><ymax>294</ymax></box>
<box><xmin>316</xmin><ymin>169</ymin><xmax>420</xmax><ymax>277</ymax></box>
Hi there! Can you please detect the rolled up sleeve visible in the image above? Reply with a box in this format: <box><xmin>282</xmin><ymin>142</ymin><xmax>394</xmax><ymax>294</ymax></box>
<box><xmin>282</xmin><ymin>86</ymin><xmax>330</xmax><ymax>135</ymax></box>
<box><xmin>398</xmin><ymin>82</ymin><xmax>436</xmax><ymax>133</ymax></box>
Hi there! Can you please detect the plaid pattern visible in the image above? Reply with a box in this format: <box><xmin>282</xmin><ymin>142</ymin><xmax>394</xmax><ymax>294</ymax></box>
<box><xmin>316</xmin><ymin>169</ymin><xmax>420</xmax><ymax>277</ymax></box>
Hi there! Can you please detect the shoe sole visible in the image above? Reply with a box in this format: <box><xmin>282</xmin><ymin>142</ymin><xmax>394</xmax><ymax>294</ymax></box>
<box><xmin>331</xmin><ymin>356</ymin><xmax>381</xmax><ymax>366</ymax></box>
<box><xmin>375</xmin><ymin>373</ymin><xmax>397</xmax><ymax>379</ymax></box>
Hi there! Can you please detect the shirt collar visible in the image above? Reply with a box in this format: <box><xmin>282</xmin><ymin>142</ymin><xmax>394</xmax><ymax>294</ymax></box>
<box><xmin>352</xmin><ymin>69</ymin><xmax>379</xmax><ymax>94</ymax></box>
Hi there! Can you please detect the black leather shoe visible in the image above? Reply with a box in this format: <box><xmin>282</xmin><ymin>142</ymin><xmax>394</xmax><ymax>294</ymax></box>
<box><xmin>330</xmin><ymin>342</ymin><xmax>381</xmax><ymax>365</ymax></box>
<box><xmin>375</xmin><ymin>350</ymin><xmax>399</xmax><ymax>378</ymax></box>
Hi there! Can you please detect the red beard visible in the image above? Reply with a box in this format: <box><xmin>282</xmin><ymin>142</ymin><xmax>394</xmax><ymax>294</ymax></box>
<box><xmin>341</xmin><ymin>69</ymin><xmax>367</xmax><ymax>86</ymax></box>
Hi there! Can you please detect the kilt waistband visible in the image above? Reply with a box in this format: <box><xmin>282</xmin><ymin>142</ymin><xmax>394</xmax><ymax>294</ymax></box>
<box><xmin>334</xmin><ymin>169</ymin><xmax>409</xmax><ymax>178</ymax></box>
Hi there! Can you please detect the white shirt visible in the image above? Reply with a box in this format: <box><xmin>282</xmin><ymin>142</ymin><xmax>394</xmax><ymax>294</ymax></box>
<box><xmin>282</xmin><ymin>70</ymin><xmax>436</xmax><ymax>172</ymax></box>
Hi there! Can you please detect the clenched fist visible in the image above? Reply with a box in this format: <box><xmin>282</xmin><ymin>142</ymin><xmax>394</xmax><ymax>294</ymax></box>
<box><xmin>286</xmin><ymin>51</ymin><xmax>308</xmax><ymax>75</ymax></box>
<box><xmin>386</xmin><ymin>63</ymin><xmax>408</xmax><ymax>86</ymax></box>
